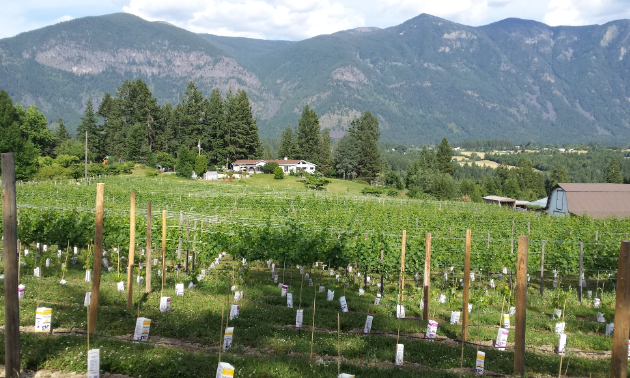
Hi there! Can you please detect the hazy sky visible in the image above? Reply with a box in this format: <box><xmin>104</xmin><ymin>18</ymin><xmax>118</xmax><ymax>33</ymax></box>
<box><xmin>2</xmin><ymin>0</ymin><xmax>630</xmax><ymax>40</ymax></box>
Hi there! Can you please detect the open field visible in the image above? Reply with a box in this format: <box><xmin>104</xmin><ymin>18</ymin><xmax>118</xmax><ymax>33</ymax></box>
<box><xmin>1</xmin><ymin>175</ymin><xmax>629</xmax><ymax>377</ymax></box>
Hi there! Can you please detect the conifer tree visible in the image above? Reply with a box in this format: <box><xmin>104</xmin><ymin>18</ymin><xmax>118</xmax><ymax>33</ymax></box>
<box><xmin>296</xmin><ymin>105</ymin><xmax>321</xmax><ymax>164</ymax></box>
<box><xmin>77</xmin><ymin>99</ymin><xmax>103</xmax><ymax>161</ymax></box>
<box><xmin>206</xmin><ymin>88</ymin><xmax>226</xmax><ymax>166</ymax></box>
<box><xmin>278</xmin><ymin>124</ymin><xmax>296</xmax><ymax>159</ymax></box>
<box><xmin>319</xmin><ymin>128</ymin><xmax>333</xmax><ymax>173</ymax></box>
<box><xmin>349</xmin><ymin>111</ymin><xmax>381</xmax><ymax>179</ymax></box>
<box><xmin>604</xmin><ymin>158</ymin><xmax>623</xmax><ymax>183</ymax></box>
<box><xmin>437</xmin><ymin>137</ymin><xmax>456</xmax><ymax>175</ymax></box>
<box><xmin>55</xmin><ymin>118</ymin><xmax>71</xmax><ymax>144</ymax></box>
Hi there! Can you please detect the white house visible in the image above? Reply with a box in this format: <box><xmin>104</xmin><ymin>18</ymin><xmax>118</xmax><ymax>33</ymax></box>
<box><xmin>232</xmin><ymin>158</ymin><xmax>317</xmax><ymax>175</ymax></box>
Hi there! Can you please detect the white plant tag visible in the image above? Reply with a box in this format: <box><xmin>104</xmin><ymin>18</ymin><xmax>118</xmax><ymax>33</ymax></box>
<box><xmin>395</xmin><ymin>344</ymin><xmax>404</xmax><ymax>365</ymax></box>
<box><xmin>359</xmin><ymin>288</ymin><xmax>365</xmax><ymax>296</ymax></box>
<box><xmin>594</xmin><ymin>298</ymin><xmax>601</xmax><ymax>308</ymax></box>
<box><xmin>34</xmin><ymin>267</ymin><xmax>40</xmax><ymax>277</ymax></box>
<box><xmin>364</xmin><ymin>315</ymin><xmax>373</xmax><ymax>334</ymax></box>
<box><xmin>229</xmin><ymin>305</ymin><xmax>239</xmax><ymax>320</ymax></box>
<box><xmin>85</xmin><ymin>270</ymin><xmax>91</xmax><ymax>282</ymax></box>
<box><xmin>335</xmin><ymin>274</ymin><xmax>339</xmax><ymax>281</ymax></box>
<box><xmin>160</xmin><ymin>297</ymin><xmax>171</xmax><ymax>313</ymax></box>
<box><xmin>450</xmin><ymin>311</ymin><xmax>461</xmax><ymax>325</ymax></box>
<box><xmin>305</xmin><ymin>273</ymin><xmax>309</xmax><ymax>280</ymax></box>
<box><xmin>287</xmin><ymin>293</ymin><xmax>293</xmax><ymax>308</ymax></box>
<box><xmin>444</xmin><ymin>273</ymin><xmax>448</xmax><ymax>281</ymax></box>
<box><xmin>419</xmin><ymin>300</ymin><xmax>424</xmax><ymax>310</ymax></box>
<box><xmin>319</xmin><ymin>286</ymin><xmax>325</xmax><ymax>293</ymax></box>
<box><xmin>469</xmin><ymin>304</ymin><xmax>473</xmax><ymax>312</ymax></box>
<box><xmin>553</xmin><ymin>280</ymin><xmax>557</xmax><ymax>288</ymax></box>
<box><xmin>339</xmin><ymin>296</ymin><xmax>348</xmax><ymax>312</ymax></box>
<box><xmin>300</xmin><ymin>266</ymin><xmax>304</xmax><ymax>274</ymax></box>
<box><xmin>503</xmin><ymin>314</ymin><xmax>510</xmax><ymax>328</ymax></box>
<box><xmin>137</xmin><ymin>276</ymin><xmax>144</xmax><ymax>284</ymax></box>
<box><xmin>439</xmin><ymin>294</ymin><xmax>446</xmax><ymax>303</ymax></box>
<box><xmin>223</xmin><ymin>327</ymin><xmax>234</xmax><ymax>351</ymax></box>
<box><xmin>154</xmin><ymin>258</ymin><xmax>158</xmax><ymax>266</ymax></box>
<box><xmin>509</xmin><ymin>306</ymin><xmax>516</xmax><ymax>315</ymax></box>
<box><xmin>274</xmin><ymin>276</ymin><xmax>278</xmax><ymax>283</ymax></box>
<box><xmin>309</xmin><ymin>279</ymin><xmax>313</xmax><ymax>286</ymax></box>
<box><xmin>282</xmin><ymin>285</ymin><xmax>288</xmax><ymax>297</ymax></box>
<box><xmin>374</xmin><ymin>293</ymin><xmax>381</xmax><ymax>305</ymax></box>
<box><xmin>46</xmin><ymin>258</ymin><xmax>50</xmax><ymax>267</ymax></box>
<box><xmin>527</xmin><ymin>274</ymin><xmax>530</xmax><ymax>282</ymax></box>
<box><xmin>60</xmin><ymin>279</ymin><xmax>67</xmax><ymax>285</ymax></box>
<box><xmin>57</xmin><ymin>250</ymin><xmax>62</xmax><ymax>258</ymax></box>
<box><xmin>503</xmin><ymin>267</ymin><xmax>508</xmax><ymax>274</ymax></box>
<box><xmin>176</xmin><ymin>283</ymin><xmax>185</xmax><ymax>296</ymax></box>
<box><xmin>35</xmin><ymin>307</ymin><xmax>52</xmax><ymax>333</ymax></box>
<box><xmin>426</xmin><ymin>320</ymin><xmax>438</xmax><ymax>339</ymax></box>
<box><xmin>216</xmin><ymin>362</ymin><xmax>235</xmax><ymax>378</ymax></box>
<box><xmin>490</xmin><ymin>279</ymin><xmax>495</xmax><ymax>288</ymax></box>
<box><xmin>597</xmin><ymin>312</ymin><xmax>606</xmax><ymax>323</ymax></box>
<box><xmin>367</xmin><ymin>276</ymin><xmax>371</xmax><ymax>283</ymax></box>
<box><xmin>470</xmin><ymin>272</ymin><xmax>475</xmax><ymax>281</ymax></box>
<box><xmin>558</xmin><ymin>333</ymin><xmax>567</xmax><ymax>355</ymax></box>
<box><xmin>188</xmin><ymin>282</ymin><xmax>194</xmax><ymax>289</ymax></box>
<box><xmin>606</xmin><ymin>323</ymin><xmax>614</xmax><ymax>336</ymax></box>
<box><xmin>74</xmin><ymin>246</ymin><xmax>78</xmax><ymax>255</ymax></box>
<box><xmin>327</xmin><ymin>290</ymin><xmax>334</xmax><ymax>301</ymax></box>
<box><xmin>495</xmin><ymin>328</ymin><xmax>509</xmax><ymax>351</ymax></box>
<box><xmin>87</xmin><ymin>349</ymin><xmax>100</xmax><ymax>378</ymax></box>
<box><xmin>330</xmin><ymin>269</ymin><xmax>334</xmax><ymax>276</ymax></box>
<box><xmin>553</xmin><ymin>309</ymin><xmax>562</xmax><ymax>319</ymax></box>
<box><xmin>84</xmin><ymin>292</ymin><xmax>92</xmax><ymax>307</ymax></box>
<box><xmin>588</xmin><ymin>290</ymin><xmax>592</xmax><ymax>298</ymax></box>
<box><xmin>475</xmin><ymin>351</ymin><xmax>485</xmax><ymax>374</ymax></box>
<box><xmin>555</xmin><ymin>322</ymin><xmax>565</xmax><ymax>334</ymax></box>
<box><xmin>18</xmin><ymin>284</ymin><xmax>25</xmax><ymax>300</ymax></box>
<box><xmin>133</xmin><ymin>317</ymin><xmax>151</xmax><ymax>341</ymax></box>
<box><xmin>296</xmin><ymin>309</ymin><xmax>303</xmax><ymax>329</ymax></box>
<box><xmin>396</xmin><ymin>304</ymin><xmax>405</xmax><ymax>319</ymax></box>
<box><xmin>117</xmin><ymin>281</ymin><xmax>125</xmax><ymax>292</ymax></box>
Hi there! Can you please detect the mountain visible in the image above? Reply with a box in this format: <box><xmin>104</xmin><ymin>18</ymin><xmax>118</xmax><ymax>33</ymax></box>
<box><xmin>1</xmin><ymin>12</ymin><xmax>629</xmax><ymax>145</ymax></box>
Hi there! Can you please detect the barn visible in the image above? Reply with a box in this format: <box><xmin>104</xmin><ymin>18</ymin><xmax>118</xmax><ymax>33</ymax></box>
<box><xmin>545</xmin><ymin>183</ymin><xmax>630</xmax><ymax>219</ymax></box>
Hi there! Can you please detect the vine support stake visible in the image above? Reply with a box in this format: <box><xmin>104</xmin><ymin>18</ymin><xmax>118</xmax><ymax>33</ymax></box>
<box><xmin>89</xmin><ymin>183</ymin><xmax>105</xmax><ymax>333</ymax></box>
<box><xmin>610</xmin><ymin>241</ymin><xmax>630</xmax><ymax>378</ymax></box>
<box><xmin>2</xmin><ymin>153</ymin><xmax>20</xmax><ymax>378</ymax></box>
<box><xmin>462</xmin><ymin>229</ymin><xmax>471</xmax><ymax>342</ymax></box>
<box><xmin>540</xmin><ymin>240</ymin><xmax>545</xmax><ymax>297</ymax></box>
<box><xmin>514</xmin><ymin>235</ymin><xmax>528</xmax><ymax>376</ymax></box>
<box><xmin>423</xmin><ymin>233</ymin><xmax>431</xmax><ymax>321</ymax></box>
<box><xmin>578</xmin><ymin>242</ymin><xmax>584</xmax><ymax>302</ymax></box>
<box><xmin>161</xmin><ymin>210</ymin><xmax>167</xmax><ymax>294</ymax></box>
<box><xmin>400</xmin><ymin>230</ymin><xmax>406</xmax><ymax>301</ymax></box>
<box><xmin>146</xmin><ymin>202</ymin><xmax>152</xmax><ymax>293</ymax></box>
<box><xmin>126</xmin><ymin>192</ymin><xmax>136</xmax><ymax>309</ymax></box>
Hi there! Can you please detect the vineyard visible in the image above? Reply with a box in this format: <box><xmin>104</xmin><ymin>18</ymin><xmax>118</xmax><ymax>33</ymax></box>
<box><xmin>1</xmin><ymin>175</ymin><xmax>630</xmax><ymax>377</ymax></box>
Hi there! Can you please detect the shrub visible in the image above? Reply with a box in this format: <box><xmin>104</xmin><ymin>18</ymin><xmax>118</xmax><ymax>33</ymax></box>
<box><xmin>262</xmin><ymin>162</ymin><xmax>279</xmax><ymax>174</ymax></box>
<box><xmin>325</xmin><ymin>168</ymin><xmax>337</xmax><ymax>178</ymax></box>
<box><xmin>361</xmin><ymin>186</ymin><xmax>384</xmax><ymax>196</ymax></box>
<box><xmin>274</xmin><ymin>166</ymin><xmax>284</xmax><ymax>179</ymax></box>
<box><xmin>146</xmin><ymin>169</ymin><xmax>159</xmax><ymax>177</ymax></box>
<box><xmin>386</xmin><ymin>189</ymin><xmax>399</xmax><ymax>197</ymax></box>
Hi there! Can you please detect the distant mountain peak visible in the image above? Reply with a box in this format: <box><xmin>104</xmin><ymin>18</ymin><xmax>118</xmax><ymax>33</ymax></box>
<box><xmin>335</xmin><ymin>27</ymin><xmax>380</xmax><ymax>35</ymax></box>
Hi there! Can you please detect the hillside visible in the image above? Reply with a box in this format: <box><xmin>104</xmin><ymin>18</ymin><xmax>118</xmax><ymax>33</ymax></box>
<box><xmin>0</xmin><ymin>12</ymin><xmax>629</xmax><ymax>144</ymax></box>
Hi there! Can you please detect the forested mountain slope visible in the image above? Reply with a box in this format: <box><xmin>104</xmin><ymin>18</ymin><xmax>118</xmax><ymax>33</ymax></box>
<box><xmin>1</xmin><ymin>12</ymin><xmax>629</xmax><ymax>144</ymax></box>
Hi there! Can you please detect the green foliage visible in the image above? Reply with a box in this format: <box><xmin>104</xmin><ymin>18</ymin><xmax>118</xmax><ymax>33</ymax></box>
<box><xmin>194</xmin><ymin>154</ymin><xmax>208</xmax><ymax>176</ymax></box>
<box><xmin>277</xmin><ymin>124</ymin><xmax>297</xmax><ymax>160</ymax></box>
<box><xmin>262</xmin><ymin>162</ymin><xmax>279</xmax><ymax>174</ymax></box>
<box><xmin>303</xmin><ymin>172</ymin><xmax>330</xmax><ymax>190</ymax></box>
<box><xmin>0</xmin><ymin>90</ymin><xmax>40</xmax><ymax>180</ymax></box>
<box><xmin>273</xmin><ymin>166</ymin><xmax>284</xmax><ymax>179</ymax></box>
<box><xmin>333</xmin><ymin>133</ymin><xmax>359</xmax><ymax>179</ymax></box>
<box><xmin>384</xmin><ymin>171</ymin><xmax>404</xmax><ymax>190</ymax></box>
<box><xmin>604</xmin><ymin>158</ymin><xmax>623</xmax><ymax>183</ymax></box>
<box><xmin>437</xmin><ymin>138</ymin><xmax>456</xmax><ymax>175</ymax></box>
<box><xmin>296</xmin><ymin>105</ymin><xmax>321</xmax><ymax>165</ymax></box>
<box><xmin>77</xmin><ymin>99</ymin><xmax>103</xmax><ymax>161</ymax></box>
<box><xmin>348</xmin><ymin>111</ymin><xmax>381</xmax><ymax>179</ymax></box>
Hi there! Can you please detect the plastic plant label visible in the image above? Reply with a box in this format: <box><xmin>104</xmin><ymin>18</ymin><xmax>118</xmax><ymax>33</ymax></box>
<box><xmin>597</xmin><ymin>312</ymin><xmax>606</xmax><ymax>323</ymax></box>
<box><xmin>503</xmin><ymin>314</ymin><xmax>510</xmax><ymax>328</ymax></box>
<box><xmin>396</xmin><ymin>304</ymin><xmax>406</xmax><ymax>319</ymax></box>
<box><xmin>490</xmin><ymin>279</ymin><xmax>495</xmax><ymax>288</ymax></box>
<box><xmin>300</xmin><ymin>267</ymin><xmax>304</xmax><ymax>274</ymax></box>
<box><xmin>160</xmin><ymin>297</ymin><xmax>171</xmax><ymax>313</ymax></box>
<box><xmin>137</xmin><ymin>276</ymin><xmax>144</xmax><ymax>284</ymax></box>
<box><xmin>377</xmin><ymin>283</ymin><xmax>381</xmax><ymax>290</ymax></box>
<box><xmin>188</xmin><ymin>282</ymin><xmax>195</xmax><ymax>289</ymax></box>
<box><xmin>229</xmin><ymin>305</ymin><xmax>239</xmax><ymax>320</ymax></box>
<box><xmin>470</xmin><ymin>272</ymin><xmax>475</xmax><ymax>281</ymax></box>
<box><xmin>287</xmin><ymin>293</ymin><xmax>293</xmax><ymax>308</ymax></box>
<box><xmin>495</xmin><ymin>328</ymin><xmax>509</xmax><ymax>351</ymax></box>
<box><xmin>87</xmin><ymin>349</ymin><xmax>100</xmax><ymax>378</ymax></box>
<box><xmin>46</xmin><ymin>258</ymin><xmax>50</xmax><ymax>268</ymax></box>
<box><xmin>594</xmin><ymin>298</ymin><xmax>601</xmax><ymax>308</ymax></box>
<box><xmin>498</xmin><ymin>274</ymin><xmax>502</xmax><ymax>281</ymax></box>
<box><xmin>18</xmin><ymin>284</ymin><xmax>25</xmax><ymax>300</ymax></box>
<box><xmin>24</xmin><ymin>249</ymin><xmax>29</xmax><ymax>257</ymax></box>
<box><xmin>509</xmin><ymin>307</ymin><xmax>516</xmax><ymax>315</ymax></box>
<box><xmin>557</xmin><ymin>333</ymin><xmax>567</xmax><ymax>355</ymax></box>
<box><xmin>344</xmin><ymin>282</ymin><xmax>349</xmax><ymax>289</ymax></box>
<box><xmin>553</xmin><ymin>309</ymin><xmax>562</xmax><ymax>319</ymax></box>
<box><xmin>234</xmin><ymin>291</ymin><xmax>243</xmax><ymax>302</ymax></box>
<box><xmin>133</xmin><ymin>317</ymin><xmax>151</xmax><ymax>341</ymax></box>
<box><xmin>117</xmin><ymin>281</ymin><xmax>125</xmax><ymax>292</ymax></box>
<box><xmin>60</xmin><ymin>280</ymin><xmax>67</xmax><ymax>285</ymax></box>
<box><xmin>305</xmin><ymin>273</ymin><xmax>309</xmax><ymax>280</ymax></box>
<box><xmin>475</xmin><ymin>351</ymin><xmax>485</xmax><ymax>374</ymax></box>
<box><xmin>274</xmin><ymin>276</ymin><xmax>278</xmax><ymax>283</ymax></box>
<box><xmin>296</xmin><ymin>309</ymin><xmax>303</xmax><ymax>329</ymax></box>
<box><xmin>395</xmin><ymin>344</ymin><xmax>404</xmax><ymax>365</ymax></box>
<box><xmin>327</xmin><ymin>290</ymin><xmax>335</xmax><ymax>301</ymax></box>
<box><xmin>588</xmin><ymin>290</ymin><xmax>593</xmax><ymax>298</ymax></box>
<box><xmin>503</xmin><ymin>267</ymin><xmax>508</xmax><ymax>274</ymax></box>
<box><xmin>469</xmin><ymin>304</ymin><xmax>473</xmax><ymax>312</ymax></box>
<box><xmin>35</xmin><ymin>307</ymin><xmax>52</xmax><ymax>333</ymax></box>
<box><xmin>426</xmin><ymin>320</ymin><xmax>438</xmax><ymax>339</ymax></box>
<box><xmin>231</xmin><ymin>285</ymin><xmax>237</xmax><ymax>292</ymax></box>
<box><xmin>84</xmin><ymin>292</ymin><xmax>92</xmax><ymax>307</ymax></box>
<box><xmin>282</xmin><ymin>285</ymin><xmax>288</xmax><ymax>297</ymax></box>
<box><xmin>339</xmin><ymin>296</ymin><xmax>348</xmax><ymax>312</ymax></box>
<box><xmin>439</xmin><ymin>294</ymin><xmax>446</xmax><ymax>303</ymax></box>
<box><xmin>102</xmin><ymin>258</ymin><xmax>109</xmax><ymax>268</ymax></box>
<box><xmin>335</xmin><ymin>274</ymin><xmax>340</xmax><ymax>281</ymax></box>
<box><xmin>364</xmin><ymin>315</ymin><xmax>373</xmax><ymax>334</ymax></box>
<box><xmin>527</xmin><ymin>274</ymin><xmax>530</xmax><ymax>282</ymax></box>
<box><xmin>223</xmin><ymin>327</ymin><xmax>234</xmax><ymax>351</ymax></box>
<box><xmin>444</xmin><ymin>273</ymin><xmax>448</xmax><ymax>281</ymax></box>
<box><xmin>359</xmin><ymin>288</ymin><xmax>365</xmax><ymax>296</ymax></box>
<box><xmin>176</xmin><ymin>283</ymin><xmax>185</xmax><ymax>296</ymax></box>
<box><xmin>34</xmin><ymin>267</ymin><xmax>40</xmax><ymax>277</ymax></box>
<box><xmin>606</xmin><ymin>323</ymin><xmax>614</xmax><ymax>336</ymax></box>
<box><xmin>309</xmin><ymin>279</ymin><xmax>313</xmax><ymax>286</ymax></box>
<box><xmin>374</xmin><ymin>293</ymin><xmax>381</xmax><ymax>305</ymax></box>
<box><xmin>272</xmin><ymin>263</ymin><xmax>275</xmax><ymax>270</ymax></box>
<box><xmin>57</xmin><ymin>250</ymin><xmax>62</xmax><ymax>258</ymax></box>
<box><xmin>555</xmin><ymin>322</ymin><xmax>566</xmax><ymax>334</ymax></box>
<box><xmin>450</xmin><ymin>311</ymin><xmax>461</xmax><ymax>325</ymax></box>
<box><xmin>43</xmin><ymin>245</ymin><xmax>47</xmax><ymax>252</ymax></box>
<box><xmin>216</xmin><ymin>362</ymin><xmax>235</xmax><ymax>378</ymax></box>
<box><xmin>85</xmin><ymin>270</ymin><xmax>91</xmax><ymax>282</ymax></box>
<box><xmin>419</xmin><ymin>300</ymin><xmax>424</xmax><ymax>310</ymax></box>
<box><xmin>319</xmin><ymin>286</ymin><xmax>325</xmax><ymax>293</ymax></box>
<box><xmin>330</xmin><ymin>269</ymin><xmax>334</xmax><ymax>276</ymax></box>
<box><xmin>553</xmin><ymin>280</ymin><xmax>557</xmax><ymax>288</ymax></box>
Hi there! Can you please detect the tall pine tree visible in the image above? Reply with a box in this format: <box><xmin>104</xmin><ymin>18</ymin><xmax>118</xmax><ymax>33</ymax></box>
<box><xmin>348</xmin><ymin>111</ymin><xmax>380</xmax><ymax>179</ymax></box>
<box><xmin>296</xmin><ymin>105</ymin><xmax>321</xmax><ymax>164</ymax></box>
<box><xmin>319</xmin><ymin>128</ymin><xmax>333</xmax><ymax>174</ymax></box>
<box><xmin>277</xmin><ymin>124</ymin><xmax>297</xmax><ymax>159</ymax></box>
<box><xmin>76</xmin><ymin>99</ymin><xmax>103</xmax><ymax>161</ymax></box>
<box><xmin>206</xmin><ymin>88</ymin><xmax>226</xmax><ymax>167</ymax></box>
<box><xmin>437</xmin><ymin>138</ymin><xmax>456</xmax><ymax>175</ymax></box>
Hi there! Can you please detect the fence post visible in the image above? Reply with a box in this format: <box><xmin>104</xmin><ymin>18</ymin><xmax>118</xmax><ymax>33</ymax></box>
<box><xmin>540</xmin><ymin>240</ymin><xmax>545</xmax><ymax>297</ymax></box>
<box><xmin>578</xmin><ymin>242</ymin><xmax>583</xmax><ymax>302</ymax></box>
<box><xmin>146</xmin><ymin>202</ymin><xmax>152</xmax><ymax>293</ymax></box>
<box><xmin>611</xmin><ymin>241</ymin><xmax>630</xmax><ymax>378</ymax></box>
<box><xmin>88</xmin><ymin>183</ymin><xmax>105</xmax><ymax>333</ymax></box>
<box><xmin>400</xmin><ymin>230</ymin><xmax>406</xmax><ymax>301</ymax></box>
<box><xmin>126</xmin><ymin>192</ymin><xmax>136</xmax><ymax>309</ymax></box>
<box><xmin>462</xmin><ymin>229</ymin><xmax>471</xmax><ymax>342</ymax></box>
<box><xmin>514</xmin><ymin>236</ymin><xmax>528</xmax><ymax>376</ymax></box>
<box><xmin>2</xmin><ymin>153</ymin><xmax>20</xmax><ymax>378</ymax></box>
<box><xmin>423</xmin><ymin>233</ymin><xmax>431</xmax><ymax>321</ymax></box>
<box><xmin>161</xmin><ymin>210</ymin><xmax>167</xmax><ymax>289</ymax></box>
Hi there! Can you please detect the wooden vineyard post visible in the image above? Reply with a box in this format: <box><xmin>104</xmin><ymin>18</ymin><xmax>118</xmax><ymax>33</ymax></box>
<box><xmin>400</xmin><ymin>230</ymin><xmax>406</xmax><ymax>301</ymax></box>
<box><xmin>380</xmin><ymin>250</ymin><xmax>384</xmax><ymax>296</ymax></box>
<box><xmin>423</xmin><ymin>233</ymin><xmax>431</xmax><ymax>321</ymax></box>
<box><xmin>540</xmin><ymin>240</ymin><xmax>545</xmax><ymax>297</ymax></box>
<box><xmin>126</xmin><ymin>192</ymin><xmax>136</xmax><ymax>309</ymax></box>
<box><xmin>514</xmin><ymin>236</ymin><xmax>528</xmax><ymax>376</ymax></box>
<box><xmin>185</xmin><ymin>217</ymin><xmax>190</xmax><ymax>272</ymax></box>
<box><xmin>611</xmin><ymin>241</ymin><xmax>630</xmax><ymax>378</ymax></box>
<box><xmin>161</xmin><ymin>210</ymin><xmax>167</xmax><ymax>291</ymax></box>
<box><xmin>88</xmin><ymin>183</ymin><xmax>105</xmax><ymax>333</ymax></box>
<box><xmin>578</xmin><ymin>242</ymin><xmax>583</xmax><ymax>302</ymax></box>
<box><xmin>2</xmin><ymin>153</ymin><xmax>20</xmax><ymax>378</ymax></box>
<box><xmin>146</xmin><ymin>202</ymin><xmax>152</xmax><ymax>293</ymax></box>
<box><xmin>462</xmin><ymin>229</ymin><xmax>471</xmax><ymax>342</ymax></box>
